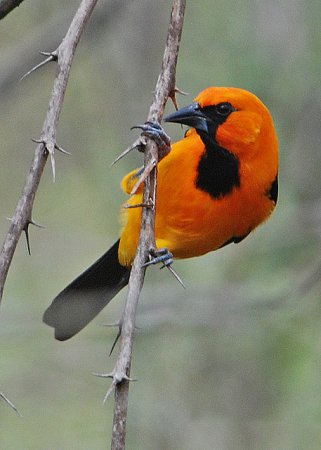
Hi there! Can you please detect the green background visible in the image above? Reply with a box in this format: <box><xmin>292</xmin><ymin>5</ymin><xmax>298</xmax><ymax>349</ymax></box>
<box><xmin>1</xmin><ymin>1</ymin><xmax>321</xmax><ymax>448</ymax></box>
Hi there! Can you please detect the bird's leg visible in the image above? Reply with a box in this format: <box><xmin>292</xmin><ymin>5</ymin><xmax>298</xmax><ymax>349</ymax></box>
<box><xmin>131</xmin><ymin>121</ymin><xmax>171</xmax><ymax>160</ymax></box>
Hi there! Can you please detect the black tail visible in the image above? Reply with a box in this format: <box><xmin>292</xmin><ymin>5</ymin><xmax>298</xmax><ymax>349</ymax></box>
<box><xmin>43</xmin><ymin>240</ymin><xmax>130</xmax><ymax>341</ymax></box>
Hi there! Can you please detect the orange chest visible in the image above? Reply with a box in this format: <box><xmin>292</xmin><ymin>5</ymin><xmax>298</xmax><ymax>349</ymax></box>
<box><xmin>155</xmin><ymin>171</ymin><xmax>275</xmax><ymax>251</ymax></box>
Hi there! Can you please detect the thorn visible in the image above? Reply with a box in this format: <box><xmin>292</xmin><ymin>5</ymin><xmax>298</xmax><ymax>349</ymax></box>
<box><xmin>23</xmin><ymin>223</ymin><xmax>32</xmax><ymax>256</ymax></box>
<box><xmin>103</xmin><ymin>380</ymin><xmax>117</xmax><ymax>404</ymax></box>
<box><xmin>102</xmin><ymin>376</ymin><xmax>137</xmax><ymax>404</ymax></box>
<box><xmin>39</xmin><ymin>51</ymin><xmax>58</xmax><ymax>58</ymax></box>
<box><xmin>55</xmin><ymin>143</ymin><xmax>72</xmax><ymax>156</ymax></box>
<box><xmin>165</xmin><ymin>265</ymin><xmax>186</xmax><ymax>289</ymax></box>
<box><xmin>32</xmin><ymin>138</ymin><xmax>69</xmax><ymax>181</ymax></box>
<box><xmin>169</xmin><ymin>86</ymin><xmax>189</xmax><ymax>111</ymax></box>
<box><xmin>92</xmin><ymin>372</ymin><xmax>114</xmax><ymax>379</ymax></box>
<box><xmin>32</xmin><ymin>138</ymin><xmax>70</xmax><ymax>156</ymax></box>
<box><xmin>111</xmin><ymin>136</ymin><xmax>146</xmax><ymax>166</ymax></box>
<box><xmin>141</xmin><ymin>247</ymin><xmax>185</xmax><ymax>288</ymax></box>
<box><xmin>100</xmin><ymin>322</ymin><xmax>121</xmax><ymax>328</ymax></box>
<box><xmin>93</xmin><ymin>371</ymin><xmax>137</xmax><ymax>404</ymax></box>
<box><xmin>22</xmin><ymin>218</ymin><xmax>44</xmax><ymax>256</ymax></box>
<box><xmin>109</xmin><ymin>325</ymin><xmax>121</xmax><ymax>356</ymax></box>
<box><xmin>122</xmin><ymin>375</ymin><xmax>137</xmax><ymax>382</ymax></box>
<box><xmin>94</xmin><ymin>372</ymin><xmax>137</xmax><ymax>383</ymax></box>
<box><xmin>20</xmin><ymin>50</ymin><xmax>58</xmax><ymax>81</ymax></box>
<box><xmin>130</xmin><ymin>158</ymin><xmax>157</xmax><ymax>196</ymax></box>
<box><xmin>123</xmin><ymin>200</ymin><xmax>154</xmax><ymax>209</ymax></box>
<box><xmin>32</xmin><ymin>138</ymin><xmax>55</xmax><ymax>179</ymax></box>
<box><xmin>29</xmin><ymin>218</ymin><xmax>45</xmax><ymax>229</ymax></box>
<box><xmin>174</xmin><ymin>86</ymin><xmax>189</xmax><ymax>96</ymax></box>
<box><xmin>0</xmin><ymin>392</ymin><xmax>22</xmax><ymax>417</ymax></box>
<box><xmin>169</xmin><ymin>92</ymin><xmax>179</xmax><ymax>111</ymax></box>
<box><xmin>31</xmin><ymin>138</ymin><xmax>44</xmax><ymax>145</ymax></box>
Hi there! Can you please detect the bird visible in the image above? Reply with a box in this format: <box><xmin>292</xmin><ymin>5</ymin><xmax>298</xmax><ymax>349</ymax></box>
<box><xmin>43</xmin><ymin>86</ymin><xmax>279</xmax><ymax>341</ymax></box>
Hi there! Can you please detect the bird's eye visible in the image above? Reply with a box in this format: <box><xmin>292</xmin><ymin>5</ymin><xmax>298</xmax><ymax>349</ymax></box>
<box><xmin>215</xmin><ymin>102</ymin><xmax>234</xmax><ymax>117</ymax></box>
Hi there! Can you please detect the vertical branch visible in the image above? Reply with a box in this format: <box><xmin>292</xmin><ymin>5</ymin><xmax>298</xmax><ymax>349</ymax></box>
<box><xmin>0</xmin><ymin>0</ymin><xmax>99</xmax><ymax>304</ymax></box>
<box><xmin>110</xmin><ymin>1</ymin><xmax>186</xmax><ymax>449</ymax></box>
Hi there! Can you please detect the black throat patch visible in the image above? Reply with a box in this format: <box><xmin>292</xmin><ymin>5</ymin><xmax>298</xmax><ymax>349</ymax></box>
<box><xmin>196</xmin><ymin>129</ymin><xmax>240</xmax><ymax>199</ymax></box>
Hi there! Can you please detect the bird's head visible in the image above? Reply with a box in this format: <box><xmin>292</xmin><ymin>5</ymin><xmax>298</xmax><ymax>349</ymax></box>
<box><xmin>164</xmin><ymin>86</ymin><xmax>277</xmax><ymax>160</ymax></box>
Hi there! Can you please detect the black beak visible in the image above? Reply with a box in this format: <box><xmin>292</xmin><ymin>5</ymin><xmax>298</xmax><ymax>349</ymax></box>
<box><xmin>164</xmin><ymin>102</ymin><xmax>210</xmax><ymax>134</ymax></box>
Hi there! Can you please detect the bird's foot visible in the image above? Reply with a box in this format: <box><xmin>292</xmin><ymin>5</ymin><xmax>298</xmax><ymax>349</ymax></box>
<box><xmin>142</xmin><ymin>247</ymin><xmax>174</xmax><ymax>268</ymax></box>
<box><xmin>131</xmin><ymin>121</ymin><xmax>171</xmax><ymax>160</ymax></box>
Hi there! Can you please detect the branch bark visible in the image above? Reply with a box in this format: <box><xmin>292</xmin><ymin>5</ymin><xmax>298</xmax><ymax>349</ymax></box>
<box><xmin>0</xmin><ymin>0</ymin><xmax>25</xmax><ymax>20</ymax></box>
<box><xmin>0</xmin><ymin>0</ymin><xmax>99</xmax><ymax>304</ymax></box>
<box><xmin>109</xmin><ymin>1</ymin><xmax>186</xmax><ymax>449</ymax></box>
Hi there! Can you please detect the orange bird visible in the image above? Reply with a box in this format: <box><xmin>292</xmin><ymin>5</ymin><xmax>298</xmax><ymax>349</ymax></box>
<box><xmin>44</xmin><ymin>87</ymin><xmax>279</xmax><ymax>340</ymax></box>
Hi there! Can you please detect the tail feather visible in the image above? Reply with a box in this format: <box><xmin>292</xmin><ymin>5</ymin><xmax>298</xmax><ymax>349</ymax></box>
<box><xmin>43</xmin><ymin>240</ymin><xmax>130</xmax><ymax>341</ymax></box>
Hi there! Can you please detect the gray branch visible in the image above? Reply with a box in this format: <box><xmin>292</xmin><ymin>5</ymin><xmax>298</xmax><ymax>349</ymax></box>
<box><xmin>0</xmin><ymin>0</ymin><xmax>99</xmax><ymax>303</ymax></box>
<box><xmin>109</xmin><ymin>1</ymin><xmax>186</xmax><ymax>449</ymax></box>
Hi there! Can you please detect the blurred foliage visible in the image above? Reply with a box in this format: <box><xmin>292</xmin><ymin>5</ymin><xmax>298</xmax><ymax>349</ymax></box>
<box><xmin>0</xmin><ymin>0</ymin><xmax>321</xmax><ymax>449</ymax></box>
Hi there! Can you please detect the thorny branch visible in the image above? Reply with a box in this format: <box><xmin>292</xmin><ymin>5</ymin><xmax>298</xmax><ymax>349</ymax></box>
<box><xmin>0</xmin><ymin>0</ymin><xmax>99</xmax><ymax>304</ymax></box>
<box><xmin>105</xmin><ymin>1</ymin><xmax>187</xmax><ymax>449</ymax></box>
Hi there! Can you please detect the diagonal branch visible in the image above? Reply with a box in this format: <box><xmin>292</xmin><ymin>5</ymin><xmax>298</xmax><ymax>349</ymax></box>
<box><xmin>107</xmin><ymin>1</ymin><xmax>186</xmax><ymax>448</ymax></box>
<box><xmin>0</xmin><ymin>0</ymin><xmax>99</xmax><ymax>304</ymax></box>
<box><xmin>0</xmin><ymin>0</ymin><xmax>25</xmax><ymax>20</ymax></box>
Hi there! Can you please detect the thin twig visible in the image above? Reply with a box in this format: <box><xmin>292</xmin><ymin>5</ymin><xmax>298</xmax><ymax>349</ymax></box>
<box><xmin>108</xmin><ymin>2</ymin><xmax>186</xmax><ymax>449</ymax></box>
<box><xmin>0</xmin><ymin>0</ymin><xmax>99</xmax><ymax>304</ymax></box>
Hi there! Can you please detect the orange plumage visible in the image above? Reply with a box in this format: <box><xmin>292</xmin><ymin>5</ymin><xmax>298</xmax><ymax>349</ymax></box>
<box><xmin>119</xmin><ymin>87</ymin><xmax>278</xmax><ymax>266</ymax></box>
<box><xmin>44</xmin><ymin>86</ymin><xmax>278</xmax><ymax>340</ymax></box>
